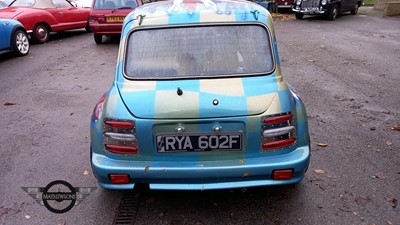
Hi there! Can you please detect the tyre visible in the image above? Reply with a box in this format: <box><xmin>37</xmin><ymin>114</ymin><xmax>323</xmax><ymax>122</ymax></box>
<box><xmin>94</xmin><ymin>34</ymin><xmax>102</xmax><ymax>44</ymax></box>
<box><xmin>295</xmin><ymin>12</ymin><xmax>304</xmax><ymax>20</ymax></box>
<box><xmin>85</xmin><ymin>21</ymin><xmax>92</xmax><ymax>33</ymax></box>
<box><xmin>327</xmin><ymin>4</ymin><xmax>338</xmax><ymax>20</ymax></box>
<box><xmin>33</xmin><ymin>23</ymin><xmax>50</xmax><ymax>43</ymax></box>
<box><xmin>350</xmin><ymin>3</ymin><xmax>359</xmax><ymax>15</ymax></box>
<box><xmin>13</xmin><ymin>30</ymin><xmax>30</xmax><ymax>56</ymax></box>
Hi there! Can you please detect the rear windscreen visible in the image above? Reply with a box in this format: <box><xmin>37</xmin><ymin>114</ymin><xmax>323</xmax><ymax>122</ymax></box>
<box><xmin>94</xmin><ymin>0</ymin><xmax>137</xmax><ymax>9</ymax></box>
<box><xmin>124</xmin><ymin>25</ymin><xmax>275</xmax><ymax>79</ymax></box>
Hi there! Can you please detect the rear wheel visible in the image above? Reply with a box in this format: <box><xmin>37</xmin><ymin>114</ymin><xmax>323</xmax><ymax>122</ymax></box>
<box><xmin>33</xmin><ymin>23</ymin><xmax>50</xmax><ymax>43</ymax></box>
<box><xmin>94</xmin><ymin>34</ymin><xmax>102</xmax><ymax>44</ymax></box>
<box><xmin>295</xmin><ymin>12</ymin><xmax>304</xmax><ymax>19</ymax></box>
<box><xmin>350</xmin><ymin>3</ymin><xmax>359</xmax><ymax>15</ymax></box>
<box><xmin>327</xmin><ymin>4</ymin><xmax>338</xmax><ymax>20</ymax></box>
<box><xmin>13</xmin><ymin>30</ymin><xmax>29</xmax><ymax>56</ymax></box>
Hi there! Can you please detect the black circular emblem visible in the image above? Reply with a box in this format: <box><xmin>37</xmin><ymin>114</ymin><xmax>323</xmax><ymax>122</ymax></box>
<box><xmin>42</xmin><ymin>180</ymin><xmax>76</xmax><ymax>214</ymax></box>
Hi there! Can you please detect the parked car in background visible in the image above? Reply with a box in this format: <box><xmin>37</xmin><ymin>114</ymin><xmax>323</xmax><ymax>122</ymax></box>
<box><xmin>0</xmin><ymin>0</ymin><xmax>90</xmax><ymax>43</ymax></box>
<box><xmin>276</xmin><ymin>0</ymin><xmax>294</xmax><ymax>8</ymax></box>
<box><xmin>0</xmin><ymin>19</ymin><xmax>29</xmax><ymax>56</ymax></box>
<box><xmin>254</xmin><ymin>0</ymin><xmax>277</xmax><ymax>12</ymax></box>
<box><xmin>292</xmin><ymin>0</ymin><xmax>362</xmax><ymax>20</ymax></box>
<box><xmin>90</xmin><ymin>0</ymin><xmax>311</xmax><ymax>190</ymax></box>
<box><xmin>89</xmin><ymin>0</ymin><xmax>143</xmax><ymax>44</ymax></box>
<box><xmin>254</xmin><ymin>0</ymin><xmax>293</xmax><ymax>11</ymax></box>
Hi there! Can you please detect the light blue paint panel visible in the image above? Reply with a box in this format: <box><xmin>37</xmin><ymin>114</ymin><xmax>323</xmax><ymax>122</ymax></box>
<box><xmin>119</xmin><ymin>90</ymin><xmax>156</xmax><ymax>118</ymax></box>
<box><xmin>278</xmin><ymin>89</ymin><xmax>295</xmax><ymax>113</ymax></box>
<box><xmin>169</xmin><ymin>12</ymin><xmax>201</xmax><ymax>24</ymax></box>
<box><xmin>199</xmin><ymin>93</ymin><xmax>248</xmax><ymax>118</ymax></box>
<box><xmin>242</xmin><ymin>75</ymin><xmax>279</xmax><ymax>96</ymax></box>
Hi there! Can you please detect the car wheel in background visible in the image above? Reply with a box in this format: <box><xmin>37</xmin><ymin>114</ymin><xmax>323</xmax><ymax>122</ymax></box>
<box><xmin>33</xmin><ymin>23</ymin><xmax>50</xmax><ymax>43</ymax></box>
<box><xmin>327</xmin><ymin>4</ymin><xmax>338</xmax><ymax>20</ymax></box>
<box><xmin>350</xmin><ymin>3</ymin><xmax>359</xmax><ymax>15</ymax></box>
<box><xmin>85</xmin><ymin>21</ymin><xmax>92</xmax><ymax>33</ymax></box>
<box><xmin>13</xmin><ymin>30</ymin><xmax>30</xmax><ymax>56</ymax></box>
<box><xmin>94</xmin><ymin>34</ymin><xmax>102</xmax><ymax>44</ymax></box>
<box><xmin>295</xmin><ymin>12</ymin><xmax>304</xmax><ymax>19</ymax></box>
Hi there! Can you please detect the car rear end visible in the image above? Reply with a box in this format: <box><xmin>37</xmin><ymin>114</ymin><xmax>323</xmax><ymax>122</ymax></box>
<box><xmin>90</xmin><ymin>0</ymin><xmax>310</xmax><ymax>190</ymax></box>
<box><xmin>89</xmin><ymin>0</ymin><xmax>142</xmax><ymax>35</ymax></box>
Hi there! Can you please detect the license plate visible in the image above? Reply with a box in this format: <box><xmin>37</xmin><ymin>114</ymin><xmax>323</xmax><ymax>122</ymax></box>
<box><xmin>156</xmin><ymin>132</ymin><xmax>242</xmax><ymax>152</ymax></box>
<box><xmin>106</xmin><ymin>16</ymin><xmax>125</xmax><ymax>22</ymax></box>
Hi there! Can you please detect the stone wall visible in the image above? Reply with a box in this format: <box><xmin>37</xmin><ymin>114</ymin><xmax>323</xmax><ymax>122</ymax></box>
<box><xmin>374</xmin><ymin>0</ymin><xmax>400</xmax><ymax>16</ymax></box>
<box><xmin>384</xmin><ymin>2</ymin><xmax>400</xmax><ymax>16</ymax></box>
<box><xmin>374</xmin><ymin>0</ymin><xmax>390</xmax><ymax>10</ymax></box>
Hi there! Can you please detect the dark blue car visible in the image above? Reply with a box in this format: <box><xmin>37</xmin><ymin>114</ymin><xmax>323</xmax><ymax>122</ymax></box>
<box><xmin>0</xmin><ymin>19</ymin><xmax>30</xmax><ymax>56</ymax></box>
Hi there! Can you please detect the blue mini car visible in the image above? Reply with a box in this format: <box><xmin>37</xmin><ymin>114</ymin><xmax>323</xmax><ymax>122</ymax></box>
<box><xmin>90</xmin><ymin>0</ymin><xmax>310</xmax><ymax>190</ymax></box>
<box><xmin>0</xmin><ymin>19</ymin><xmax>30</xmax><ymax>56</ymax></box>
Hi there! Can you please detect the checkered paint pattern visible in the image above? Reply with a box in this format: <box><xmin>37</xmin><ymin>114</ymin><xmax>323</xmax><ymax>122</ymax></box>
<box><xmin>112</xmin><ymin>0</ymin><xmax>290</xmax><ymax>120</ymax></box>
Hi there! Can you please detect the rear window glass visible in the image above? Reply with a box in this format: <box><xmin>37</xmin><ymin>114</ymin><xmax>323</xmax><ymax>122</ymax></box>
<box><xmin>124</xmin><ymin>25</ymin><xmax>274</xmax><ymax>79</ymax></box>
<box><xmin>93</xmin><ymin>0</ymin><xmax>137</xmax><ymax>9</ymax></box>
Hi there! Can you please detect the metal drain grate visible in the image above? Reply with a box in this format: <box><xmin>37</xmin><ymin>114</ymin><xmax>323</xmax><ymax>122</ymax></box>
<box><xmin>112</xmin><ymin>191</ymin><xmax>140</xmax><ymax>225</ymax></box>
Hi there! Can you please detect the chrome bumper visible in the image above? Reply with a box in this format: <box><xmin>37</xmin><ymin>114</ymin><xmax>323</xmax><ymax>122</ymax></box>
<box><xmin>292</xmin><ymin>7</ymin><xmax>326</xmax><ymax>14</ymax></box>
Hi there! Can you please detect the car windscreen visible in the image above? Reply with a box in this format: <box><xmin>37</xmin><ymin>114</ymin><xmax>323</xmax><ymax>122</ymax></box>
<box><xmin>124</xmin><ymin>25</ymin><xmax>275</xmax><ymax>79</ymax></box>
<box><xmin>9</xmin><ymin>0</ymin><xmax>35</xmax><ymax>7</ymax></box>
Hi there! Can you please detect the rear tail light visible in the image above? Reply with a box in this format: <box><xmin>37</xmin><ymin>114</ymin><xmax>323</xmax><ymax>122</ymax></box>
<box><xmin>92</xmin><ymin>93</ymin><xmax>106</xmax><ymax>121</ymax></box>
<box><xmin>103</xmin><ymin>118</ymin><xmax>138</xmax><ymax>155</ymax></box>
<box><xmin>109</xmin><ymin>174</ymin><xmax>130</xmax><ymax>184</ymax></box>
<box><xmin>88</xmin><ymin>16</ymin><xmax>97</xmax><ymax>23</ymax></box>
<box><xmin>263</xmin><ymin>114</ymin><xmax>293</xmax><ymax>124</ymax></box>
<box><xmin>261</xmin><ymin>112</ymin><xmax>296</xmax><ymax>151</ymax></box>
<box><xmin>104</xmin><ymin>120</ymin><xmax>134</xmax><ymax>129</ymax></box>
<box><xmin>89</xmin><ymin>15</ymin><xmax>105</xmax><ymax>23</ymax></box>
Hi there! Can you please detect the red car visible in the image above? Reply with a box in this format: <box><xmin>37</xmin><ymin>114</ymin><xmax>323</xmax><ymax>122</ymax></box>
<box><xmin>0</xmin><ymin>0</ymin><xmax>90</xmax><ymax>43</ymax></box>
<box><xmin>89</xmin><ymin>0</ymin><xmax>142</xmax><ymax>44</ymax></box>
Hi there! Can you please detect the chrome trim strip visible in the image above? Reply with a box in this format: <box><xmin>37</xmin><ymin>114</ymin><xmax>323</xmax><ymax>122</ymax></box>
<box><xmin>263</xmin><ymin>126</ymin><xmax>295</xmax><ymax>137</ymax></box>
<box><xmin>104</xmin><ymin>132</ymin><xmax>136</xmax><ymax>141</ymax></box>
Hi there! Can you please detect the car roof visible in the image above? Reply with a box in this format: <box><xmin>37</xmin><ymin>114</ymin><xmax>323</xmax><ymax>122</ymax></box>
<box><xmin>10</xmin><ymin>0</ymin><xmax>58</xmax><ymax>8</ymax></box>
<box><xmin>123</xmin><ymin>0</ymin><xmax>273</xmax><ymax>29</ymax></box>
<box><xmin>32</xmin><ymin>0</ymin><xmax>57</xmax><ymax>8</ymax></box>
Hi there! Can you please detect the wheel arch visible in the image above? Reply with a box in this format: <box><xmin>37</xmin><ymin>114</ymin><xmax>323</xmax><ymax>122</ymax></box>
<box><xmin>9</xmin><ymin>25</ymin><xmax>27</xmax><ymax>48</ymax></box>
<box><xmin>34</xmin><ymin>21</ymin><xmax>52</xmax><ymax>32</ymax></box>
